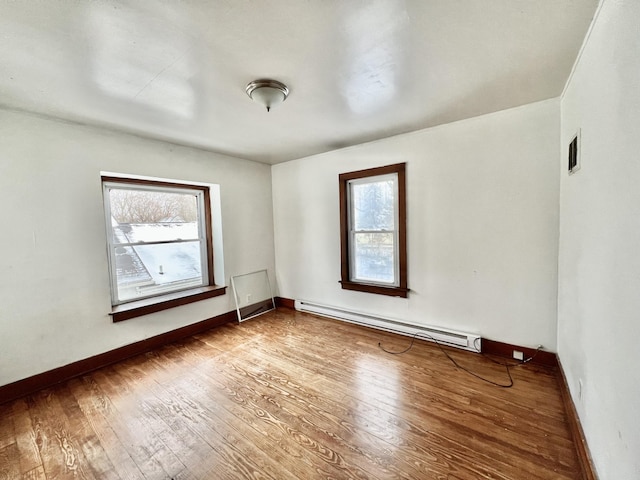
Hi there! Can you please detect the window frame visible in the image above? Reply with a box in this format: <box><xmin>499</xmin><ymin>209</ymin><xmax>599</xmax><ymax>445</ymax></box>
<box><xmin>339</xmin><ymin>163</ymin><xmax>408</xmax><ymax>298</ymax></box>
<box><xmin>102</xmin><ymin>176</ymin><xmax>225</xmax><ymax>322</ymax></box>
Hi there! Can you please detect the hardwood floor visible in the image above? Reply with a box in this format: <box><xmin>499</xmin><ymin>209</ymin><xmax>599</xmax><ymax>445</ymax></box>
<box><xmin>0</xmin><ymin>309</ymin><xmax>581</xmax><ymax>479</ymax></box>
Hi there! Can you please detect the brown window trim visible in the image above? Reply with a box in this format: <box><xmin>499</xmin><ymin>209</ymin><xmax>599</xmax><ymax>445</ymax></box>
<box><xmin>109</xmin><ymin>285</ymin><xmax>227</xmax><ymax>322</ymax></box>
<box><xmin>103</xmin><ymin>176</ymin><xmax>222</xmax><ymax>321</ymax></box>
<box><xmin>338</xmin><ymin>163</ymin><xmax>408</xmax><ymax>298</ymax></box>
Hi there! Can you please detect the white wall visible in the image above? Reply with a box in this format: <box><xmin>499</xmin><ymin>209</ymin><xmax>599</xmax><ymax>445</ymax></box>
<box><xmin>273</xmin><ymin>99</ymin><xmax>560</xmax><ymax>349</ymax></box>
<box><xmin>0</xmin><ymin>109</ymin><xmax>275</xmax><ymax>386</ymax></box>
<box><xmin>558</xmin><ymin>0</ymin><xmax>640</xmax><ymax>478</ymax></box>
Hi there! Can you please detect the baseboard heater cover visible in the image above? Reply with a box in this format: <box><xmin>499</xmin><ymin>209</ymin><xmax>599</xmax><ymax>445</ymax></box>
<box><xmin>295</xmin><ymin>300</ymin><xmax>481</xmax><ymax>352</ymax></box>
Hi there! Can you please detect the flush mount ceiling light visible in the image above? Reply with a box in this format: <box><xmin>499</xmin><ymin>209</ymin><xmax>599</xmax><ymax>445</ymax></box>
<box><xmin>246</xmin><ymin>79</ymin><xmax>289</xmax><ymax>112</ymax></box>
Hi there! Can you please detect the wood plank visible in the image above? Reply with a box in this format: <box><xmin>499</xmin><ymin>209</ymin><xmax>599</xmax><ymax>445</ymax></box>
<box><xmin>25</xmin><ymin>391</ymin><xmax>97</xmax><ymax>479</ymax></box>
<box><xmin>21</xmin><ymin>465</ymin><xmax>46</xmax><ymax>480</ymax></box>
<box><xmin>163</xmin><ymin>355</ymin><xmax>380</xmax><ymax>480</ymax></box>
<box><xmin>0</xmin><ymin>403</ymin><xmax>15</xmax><ymax>450</ymax></box>
<box><xmin>11</xmin><ymin>398</ymin><xmax>43</xmax><ymax>476</ymax></box>
<box><xmin>89</xmin><ymin>366</ymin><xmax>187</xmax><ymax>479</ymax></box>
<box><xmin>206</xmin><ymin>336</ymin><xmax>554</xmax><ymax>479</ymax></box>
<box><xmin>229</xmin><ymin>313</ymin><xmax>580</xmax><ymax>479</ymax></box>
<box><xmin>66</xmin><ymin>376</ymin><xmax>145</xmax><ymax>480</ymax></box>
<box><xmin>0</xmin><ymin>442</ymin><xmax>21</xmax><ymax>479</ymax></box>
<box><xmin>194</xmin><ymin>346</ymin><xmax>465</xmax><ymax>479</ymax></box>
<box><xmin>144</xmin><ymin>346</ymin><xmax>345</xmax><ymax>479</ymax></box>
<box><xmin>189</xmin><ymin>328</ymin><xmax>556</xmax><ymax>480</ymax></box>
<box><xmin>111</xmin><ymin>354</ymin><xmax>288</xmax><ymax>480</ymax></box>
<box><xmin>0</xmin><ymin>308</ymin><xmax>583</xmax><ymax>479</ymax></box>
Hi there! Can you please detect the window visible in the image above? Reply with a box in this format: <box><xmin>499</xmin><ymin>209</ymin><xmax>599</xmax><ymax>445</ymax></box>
<box><xmin>102</xmin><ymin>176</ymin><xmax>224</xmax><ymax>321</ymax></box>
<box><xmin>339</xmin><ymin>163</ymin><xmax>408</xmax><ymax>297</ymax></box>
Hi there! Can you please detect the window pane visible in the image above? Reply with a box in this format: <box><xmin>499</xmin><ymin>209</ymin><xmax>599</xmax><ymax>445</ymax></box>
<box><xmin>353</xmin><ymin>232</ymin><xmax>395</xmax><ymax>284</ymax></box>
<box><xmin>112</xmin><ymin>222</ymin><xmax>199</xmax><ymax>244</ymax></box>
<box><xmin>109</xmin><ymin>189</ymin><xmax>198</xmax><ymax>244</ymax></box>
<box><xmin>114</xmin><ymin>240</ymin><xmax>203</xmax><ymax>302</ymax></box>
<box><xmin>351</xmin><ymin>178</ymin><xmax>395</xmax><ymax>231</ymax></box>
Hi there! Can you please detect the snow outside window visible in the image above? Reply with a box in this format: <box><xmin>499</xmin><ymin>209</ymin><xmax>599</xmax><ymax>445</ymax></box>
<box><xmin>103</xmin><ymin>179</ymin><xmax>212</xmax><ymax>305</ymax></box>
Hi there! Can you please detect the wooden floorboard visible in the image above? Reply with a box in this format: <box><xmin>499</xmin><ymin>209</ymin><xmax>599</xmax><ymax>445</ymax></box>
<box><xmin>0</xmin><ymin>308</ymin><xmax>582</xmax><ymax>479</ymax></box>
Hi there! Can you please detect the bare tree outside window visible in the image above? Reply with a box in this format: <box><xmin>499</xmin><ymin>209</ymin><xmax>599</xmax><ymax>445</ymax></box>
<box><xmin>109</xmin><ymin>190</ymin><xmax>197</xmax><ymax>224</ymax></box>
<box><xmin>103</xmin><ymin>181</ymin><xmax>211</xmax><ymax>305</ymax></box>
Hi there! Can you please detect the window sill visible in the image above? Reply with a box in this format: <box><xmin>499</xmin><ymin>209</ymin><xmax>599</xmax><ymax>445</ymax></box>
<box><xmin>110</xmin><ymin>285</ymin><xmax>227</xmax><ymax>322</ymax></box>
<box><xmin>340</xmin><ymin>281</ymin><xmax>409</xmax><ymax>298</ymax></box>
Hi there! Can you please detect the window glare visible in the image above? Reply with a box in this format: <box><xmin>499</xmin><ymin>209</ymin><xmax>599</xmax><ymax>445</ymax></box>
<box><xmin>351</xmin><ymin>179</ymin><xmax>395</xmax><ymax>231</ymax></box>
<box><xmin>104</xmin><ymin>182</ymin><xmax>208</xmax><ymax>305</ymax></box>
<box><xmin>353</xmin><ymin>232</ymin><xmax>395</xmax><ymax>283</ymax></box>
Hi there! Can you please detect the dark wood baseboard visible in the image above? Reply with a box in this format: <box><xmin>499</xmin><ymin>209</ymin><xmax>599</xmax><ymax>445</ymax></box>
<box><xmin>275</xmin><ymin>296</ymin><xmax>295</xmax><ymax>309</ymax></box>
<box><xmin>0</xmin><ymin>310</ymin><xmax>586</xmax><ymax>479</ymax></box>
<box><xmin>481</xmin><ymin>338</ymin><xmax>558</xmax><ymax>368</ymax></box>
<box><xmin>0</xmin><ymin>304</ymin><xmax>597</xmax><ymax>480</ymax></box>
<box><xmin>0</xmin><ymin>310</ymin><xmax>236</xmax><ymax>406</ymax></box>
<box><xmin>483</xmin><ymin>339</ymin><xmax>596</xmax><ymax>478</ymax></box>
<box><xmin>557</xmin><ymin>360</ymin><xmax>598</xmax><ymax>480</ymax></box>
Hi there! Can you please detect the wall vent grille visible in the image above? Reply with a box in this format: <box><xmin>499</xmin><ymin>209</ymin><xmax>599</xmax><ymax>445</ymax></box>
<box><xmin>568</xmin><ymin>129</ymin><xmax>581</xmax><ymax>174</ymax></box>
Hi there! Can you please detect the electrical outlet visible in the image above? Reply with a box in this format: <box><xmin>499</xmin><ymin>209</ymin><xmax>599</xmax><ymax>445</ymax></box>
<box><xmin>246</xmin><ymin>293</ymin><xmax>252</xmax><ymax>304</ymax></box>
<box><xmin>513</xmin><ymin>350</ymin><xmax>524</xmax><ymax>361</ymax></box>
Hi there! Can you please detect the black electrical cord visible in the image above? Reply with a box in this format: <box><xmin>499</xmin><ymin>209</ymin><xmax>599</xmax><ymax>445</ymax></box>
<box><xmin>378</xmin><ymin>333</ymin><xmax>543</xmax><ymax>388</ymax></box>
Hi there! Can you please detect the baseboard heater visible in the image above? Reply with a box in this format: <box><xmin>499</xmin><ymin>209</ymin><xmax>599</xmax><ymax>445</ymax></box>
<box><xmin>295</xmin><ymin>299</ymin><xmax>481</xmax><ymax>353</ymax></box>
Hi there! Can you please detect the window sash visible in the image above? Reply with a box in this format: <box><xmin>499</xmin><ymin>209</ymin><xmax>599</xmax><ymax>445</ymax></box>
<box><xmin>103</xmin><ymin>181</ymin><xmax>210</xmax><ymax>305</ymax></box>
<box><xmin>347</xmin><ymin>173</ymin><xmax>400</xmax><ymax>287</ymax></box>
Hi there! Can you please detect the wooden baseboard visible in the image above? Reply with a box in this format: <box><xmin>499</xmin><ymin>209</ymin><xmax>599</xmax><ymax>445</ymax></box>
<box><xmin>481</xmin><ymin>338</ymin><xmax>558</xmax><ymax>368</ymax></box>
<box><xmin>275</xmin><ymin>296</ymin><xmax>295</xmax><ymax>309</ymax></box>
<box><xmin>483</xmin><ymin>339</ymin><xmax>596</xmax><ymax>478</ymax></box>
<box><xmin>557</xmin><ymin>360</ymin><xmax>598</xmax><ymax>480</ymax></box>
<box><xmin>0</xmin><ymin>305</ymin><xmax>598</xmax><ymax>480</ymax></box>
<box><xmin>0</xmin><ymin>310</ymin><xmax>236</xmax><ymax>406</ymax></box>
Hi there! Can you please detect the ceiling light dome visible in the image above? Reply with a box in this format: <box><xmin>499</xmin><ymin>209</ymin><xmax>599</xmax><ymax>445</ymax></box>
<box><xmin>246</xmin><ymin>79</ymin><xmax>289</xmax><ymax>112</ymax></box>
